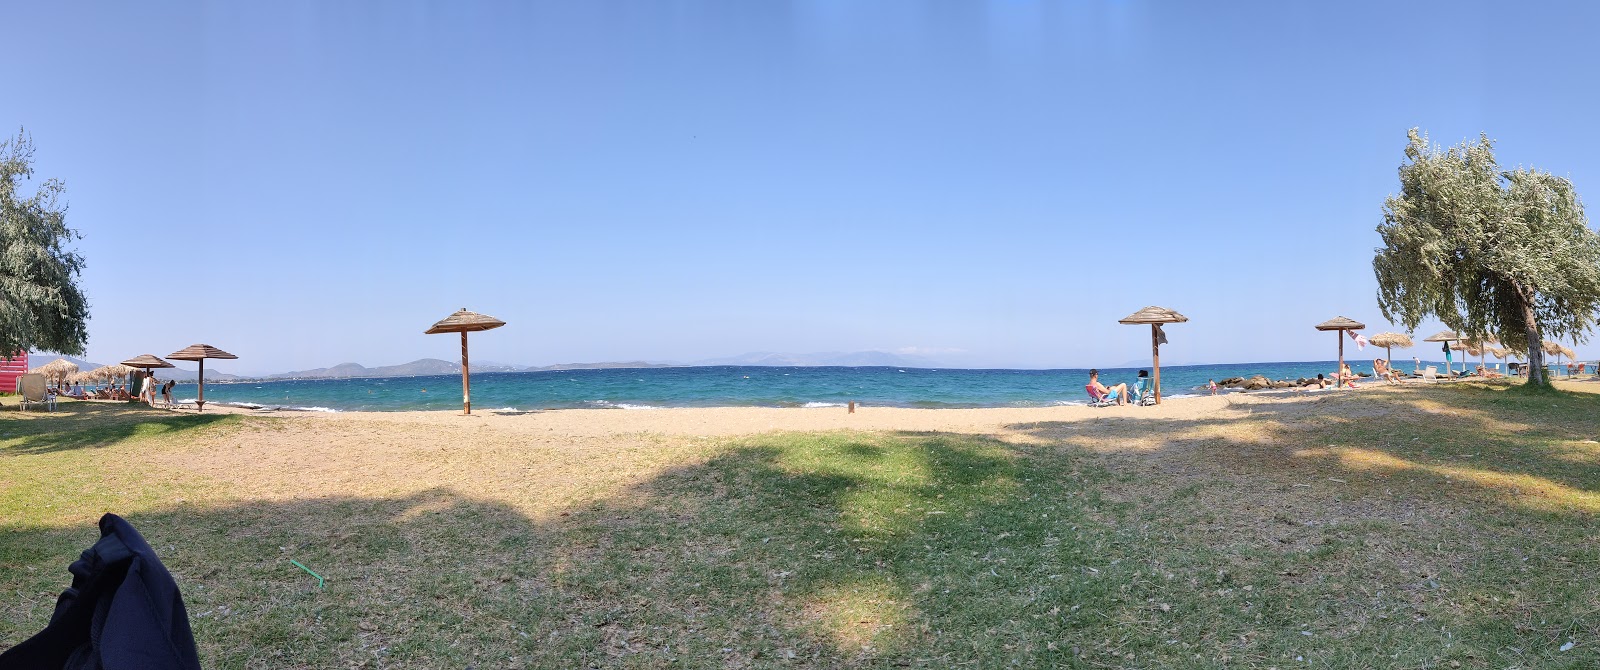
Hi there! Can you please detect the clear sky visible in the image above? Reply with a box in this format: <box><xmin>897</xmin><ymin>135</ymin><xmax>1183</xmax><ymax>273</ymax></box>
<box><xmin>6</xmin><ymin>1</ymin><xmax>1598</xmax><ymax>375</ymax></box>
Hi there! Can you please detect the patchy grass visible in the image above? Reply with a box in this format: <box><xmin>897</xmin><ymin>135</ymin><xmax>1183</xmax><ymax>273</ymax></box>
<box><xmin>2</xmin><ymin>386</ymin><xmax>1598</xmax><ymax>668</ymax></box>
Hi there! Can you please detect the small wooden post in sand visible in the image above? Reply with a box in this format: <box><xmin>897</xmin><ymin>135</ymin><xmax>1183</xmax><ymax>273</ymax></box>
<box><xmin>1118</xmin><ymin>306</ymin><xmax>1188</xmax><ymax>405</ymax></box>
<box><xmin>425</xmin><ymin>308</ymin><xmax>506</xmax><ymax>415</ymax></box>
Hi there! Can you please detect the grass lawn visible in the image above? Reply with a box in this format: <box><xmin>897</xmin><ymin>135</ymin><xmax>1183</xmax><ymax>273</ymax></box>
<box><xmin>2</xmin><ymin>383</ymin><xmax>1598</xmax><ymax>668</ymax></box>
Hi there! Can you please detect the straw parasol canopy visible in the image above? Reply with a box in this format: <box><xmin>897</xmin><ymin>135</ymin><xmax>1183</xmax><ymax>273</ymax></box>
<box><xmin>1423</xmin><ymin>330</ymin><xmax>1464</xmax><ymax>373</ymax></box>
<box><xmin>1117</xmin><ymin>306</ymin><xmax>1187</xmax><ymax>405</ymax></box>
<box><xmin>1315</xmin><ymin>317</ymin><xmax>1365</xmax><ymax>384</ymax></box>
<box><xmin>425</xmin><ymin>308</ymin><xmax>507</xmax><ymax>415</ymax></box>
<box><xmin>122</xmin><ymin>354</ymin><xmax>175</xmax><ymax>370</ymax></box>
<box><xmin>1368</xmin><ymin>332</ymin><xmax>1413</xmax><ymax>365</ymax></box>
<box><xmin>167</xmin><ymin>344</ymin><xmax>237</xmax><ymax>412</ymax></box>
<box><xmin>1540</xmin><ymin>341</ymin><xmax>1577</xmax><ymax>372</ymax></box>
<box><xmin>88</xmin><ymin>364</ymin><xmax>136</xmax><ymax>385</ymax></box>
<box><xmin>31</xmin><ymin>358</ymin><xmax>79</xmax><ymax>385</ymax></box>
<box><xmin>1315</xmin><ymin>317</ymin><xmax>1366</xmax><ymax>332</ymax></box>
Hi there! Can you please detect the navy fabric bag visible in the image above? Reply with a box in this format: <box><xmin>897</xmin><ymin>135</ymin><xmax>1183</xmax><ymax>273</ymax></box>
<box><xmin>0</xmin><ymin>513</ymin><xmax>202</xmax><ymax>670</ymax></box>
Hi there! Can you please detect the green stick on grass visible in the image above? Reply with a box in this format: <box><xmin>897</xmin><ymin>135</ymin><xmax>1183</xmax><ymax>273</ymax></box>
<box><xmin>290</xmin><ymin>559</ymin><xmax>325</xmax><ymax>588</ymax></box>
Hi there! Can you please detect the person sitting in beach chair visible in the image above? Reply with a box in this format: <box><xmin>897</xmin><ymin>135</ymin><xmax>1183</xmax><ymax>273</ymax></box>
<box><xmin>1131</xmin><ymin>370</ymin><xmax>1156</xmax><ymax>406</ymax></box>
<box><xmin>1373</xmin><ymin>358</ymin><xmax>1394</xmax><ymax>383</ymax></box>
<box><xmin>1333</xmin><ymin>363</ymin><xmax>1359</xmax><ymax>387</ymax></box>
<box><xmin>1087</xmin><ymin>369</ymin><xmax>1130</xmax><ymax>406</ymax></box>
<box><xmin>1084</xmin><ymin>384</ymin><xmax>1116</xmax><ymax>407</ymax></box>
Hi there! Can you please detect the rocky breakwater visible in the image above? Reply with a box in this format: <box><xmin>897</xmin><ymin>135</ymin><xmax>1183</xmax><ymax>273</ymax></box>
<box><xmin>1215</xmin><ymin>372</ymin><xmax>1379</xmax><ymax>391</ymax></box>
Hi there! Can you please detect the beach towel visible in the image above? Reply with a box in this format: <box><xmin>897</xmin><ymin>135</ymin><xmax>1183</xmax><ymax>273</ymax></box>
<box><xmin>1348</xmin><ymin>331</ymin><xmax>1367</xmax><ymax>351</ymax></box>
<box><xmin>0</xmin><ymin>513</ymin><xmax>202</xmax><ymax>670</ymax></box>
<box><xmin>1154</xmin><ymin>324</ymin><xmax>1168</xmax><ymax>346</ymax></box>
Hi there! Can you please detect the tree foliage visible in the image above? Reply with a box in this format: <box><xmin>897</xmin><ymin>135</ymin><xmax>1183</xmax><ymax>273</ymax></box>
<box><xmin>1374</xmin><ymin>129</ymin><xmax>1600</xmax><ymax>385</ymax></box>
<box><xmin>0</xmin><ymin>129</ymin><xmax>89</xmax><ymax>357</ymax></box>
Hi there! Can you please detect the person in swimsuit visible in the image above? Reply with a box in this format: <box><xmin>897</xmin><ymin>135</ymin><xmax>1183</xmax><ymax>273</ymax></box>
<box><xmin>1088</xmin><ymin>369</ymin><xmax>1130</xmax><ymax>406</ymax></box>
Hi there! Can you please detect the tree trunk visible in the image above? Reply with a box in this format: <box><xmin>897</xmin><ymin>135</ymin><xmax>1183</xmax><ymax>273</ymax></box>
<box><xmin>1514</xmin><ymin>282</ymin><xmax>1546</xmax><ymax>386</ymax></box>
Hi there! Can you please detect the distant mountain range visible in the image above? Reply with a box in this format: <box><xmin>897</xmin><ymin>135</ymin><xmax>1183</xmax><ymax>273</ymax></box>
<box><xmin>265</xmin><ymin>359</ymin><xmax>672</xmax><ymax>380</ymax></box>
<box><xmin>691</xmin><ymin>351</ymin><xmax>935</xmax><ymax>367</ymax></box>
<box><xmin>27</xmin><ymin>349</ymin><xmax>940</xmax><ymax>382</ymax></box>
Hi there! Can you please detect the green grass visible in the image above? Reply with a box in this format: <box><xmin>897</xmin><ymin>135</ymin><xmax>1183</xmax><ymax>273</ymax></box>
<box><xmin>2</xmin><ymin>386</ymin><xmax>1598</xmax><ymax>668</ymax></box>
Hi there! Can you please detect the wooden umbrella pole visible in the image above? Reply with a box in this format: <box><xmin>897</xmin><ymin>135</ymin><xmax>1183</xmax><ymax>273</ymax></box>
<box><xmin>1337</xmin><ymin>330</ymin><xmax>1345</xmax><ymax>386</ymax></box>
<box><xmin>1151</xmin><ymin>324</ymin><xmax>1162</xmax><ymax>405</ymax></box>
<box><xmin>461</xmin><ymin>331</ymin><xmax>471</xmax><ymax>415</ymax></box>
<box><xmin>197</xmin><ymin>359</ymin><xmax>205</xmax><ymax>412</ymax></box>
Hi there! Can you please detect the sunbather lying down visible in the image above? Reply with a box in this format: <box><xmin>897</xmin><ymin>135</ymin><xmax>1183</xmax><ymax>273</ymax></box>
<box><xmin>1088</xmin><ymin>369</ymin><xmax>1129</xmax><ymax>406</ymax></box>
<box><xmin>1476</xmin><ymin>365</ymin><xmax>1504</xmax><ymax>378</ymax></box>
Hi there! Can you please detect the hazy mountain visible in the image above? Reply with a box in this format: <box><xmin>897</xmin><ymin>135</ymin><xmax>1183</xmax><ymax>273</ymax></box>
<box><xmin>527</xmin><ymin>361</ymin><xmax>674</xmax><ymax>371</ymax></box>
<box><xmin>266</xmin><ymin>358</ymin><xmax>674</xmax><ymax>379</ymax></box>
<box><xmin>269</xmin><ymin>358</ymin><xmax>459</xmax><ymax>379</ymax></box>
<box><xmin>693</xmin><ymin>351</ymin><xmax>935</xmax><ymax>367</ymax></box>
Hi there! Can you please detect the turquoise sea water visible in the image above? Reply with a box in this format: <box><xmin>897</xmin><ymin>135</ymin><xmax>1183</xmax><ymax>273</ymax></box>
<box><xmin>166</xmin><ymin>359</ymin><xmax>1502</xmax><ymax>412</ymax></box>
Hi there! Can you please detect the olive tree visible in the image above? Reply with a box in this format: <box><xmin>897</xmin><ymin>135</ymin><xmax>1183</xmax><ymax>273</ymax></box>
<box><xmin>1374</xmin><ymin>129</ymin><xmax>1600</xmax><ymax>386</ymax></box>
<box><xmin>0</xmin><ymin>129</ymin><xmax>89</xmax><ymax>358</ymax></box>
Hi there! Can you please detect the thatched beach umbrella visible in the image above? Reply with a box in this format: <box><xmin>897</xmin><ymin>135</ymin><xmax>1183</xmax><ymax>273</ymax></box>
<box><xmin>1541</xmin><ymin>341</ymin><xmax>1574</xmax><ymax>374</ymax></box>
<box><xmin>1424</xmin><ymin>330</ymin><xmax>1462</xmax><ymax>374</ymax></box>
<box><xmin>122</xmin><ymin>354</ymin><xmax>176</xmax><ymax>395</ymax></box>
<box><xmin>425</xmin><ymin>308</ymin><xmax>506</xmax><ymax>415</ymax></box>
<box><xmin>1368</xmin><ymin>332</ymin><xmax>1413</xmax><ymax>368</ymax></box>
<box><xmin>1315</xmin><ymin>316</ymin><xmax>1366</xmax><ymax>383</ymax></box>
<box><xmin>31</xmin><ymin>358</ymin><xmax>78</xmax><ymax>387</ymax></box>
<box><xmin>90</xmin><ymin>364</ymin><xmax>136</xmax><ymax>390</ymax></box>
<box><xmin>167</xmin><ymin>344</ymin><xmax>237</xmax><ymax>412</ymax></box>
<box><xmin>1118</xmin><ymin>306</ymin><xmax>1188</xmax><ymax>405</ymax></box>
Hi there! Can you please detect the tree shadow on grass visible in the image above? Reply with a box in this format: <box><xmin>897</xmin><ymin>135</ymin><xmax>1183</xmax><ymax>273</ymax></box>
<box><xmin>3</xmin><ymin>398</ymin><xmax>1597</xmax><ymax>668</ymax></box>
<box><xmin>0</xmin><ymin>402</ymin><xmax>237</xmax><ymax>456</ymax></box>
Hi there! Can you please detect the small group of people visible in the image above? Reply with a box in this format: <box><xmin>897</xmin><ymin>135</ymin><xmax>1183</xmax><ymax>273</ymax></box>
<box><xmin>45</xmin><ymin>372</ymin><xmax>177</xmax><ymax>406</ymax></box>
<box><xmin>136</xmin><ymin>371</ymin><xmax>178</xmax><ymax>407</ymax></box>
<box><xmin>1087</xmin><ymin>368</ymin><xmax>1153</xmax><ymax>406</ymax></box>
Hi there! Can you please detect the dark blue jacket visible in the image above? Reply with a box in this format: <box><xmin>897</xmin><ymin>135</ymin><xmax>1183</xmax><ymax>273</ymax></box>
<box><xmin>0</xmin><ymin>513</ymin><xmax>202</xmax><ymax>669</ymax></box>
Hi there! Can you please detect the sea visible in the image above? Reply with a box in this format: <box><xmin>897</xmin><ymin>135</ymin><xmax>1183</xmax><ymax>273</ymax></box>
<box><xmin>166</xmin><ymin>359</ymin><xmax>1497</xmax><ymax>413</ymax></box>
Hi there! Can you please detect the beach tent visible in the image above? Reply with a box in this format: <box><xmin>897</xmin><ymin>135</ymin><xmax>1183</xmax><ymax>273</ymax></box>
<box><xmin>1117</xmin><ymin>306</ymin><xmax>1187</xmax><ymax>405</ymax></box>
<box><xmin>1368</xmin><ymin>332</ymin><xmax>1413</xmax><ymax>371</ymax></box>
<box><xmin>425</xmin><ymin>308</ymin><xmax>506</xmax><ymax>415</ymax></box>
<box><xmin>167</xmin><ymin>345</ymin><xmax>237</xmax><ymax>412</ymax></box>
<box><xmin>1424</xmin><ymin>331</ymin><xmax>1462</xmax><ymax>374</ymax></box>
<box><xmin>1315</xmin><ymin>317</ymin><xmax>1365</xmax><ymax>384</ymax></box>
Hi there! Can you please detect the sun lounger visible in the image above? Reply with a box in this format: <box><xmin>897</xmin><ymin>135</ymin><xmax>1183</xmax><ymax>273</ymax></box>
<box><xmin>18</xmin><ymin>374</ymin><xmax>54</xmax><ymax>412</ymax></box>
<box><xmin>1422</xmin><ymin>366</ymin><xmax>1439</xmax><ymax>382</ymax></box>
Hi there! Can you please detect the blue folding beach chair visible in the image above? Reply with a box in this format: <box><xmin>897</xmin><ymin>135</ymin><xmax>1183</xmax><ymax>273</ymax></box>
<box><xmin>1132</xmin><ymin>378</ymin><xmax>1157</xmax><ymax>406</ymax></box>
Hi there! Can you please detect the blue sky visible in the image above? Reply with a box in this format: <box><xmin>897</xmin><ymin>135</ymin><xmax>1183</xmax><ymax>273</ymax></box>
<box><xmin>6</xmin><ymin>1</ymin><xmax>1598</xmax><ymax>374</ymax></box>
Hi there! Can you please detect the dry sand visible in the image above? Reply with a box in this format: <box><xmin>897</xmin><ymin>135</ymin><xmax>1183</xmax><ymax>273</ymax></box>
<box><xmin>180</xmin><ymin>386</ymin><xmax>1358</xmax><ymax>438</ymax></box>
